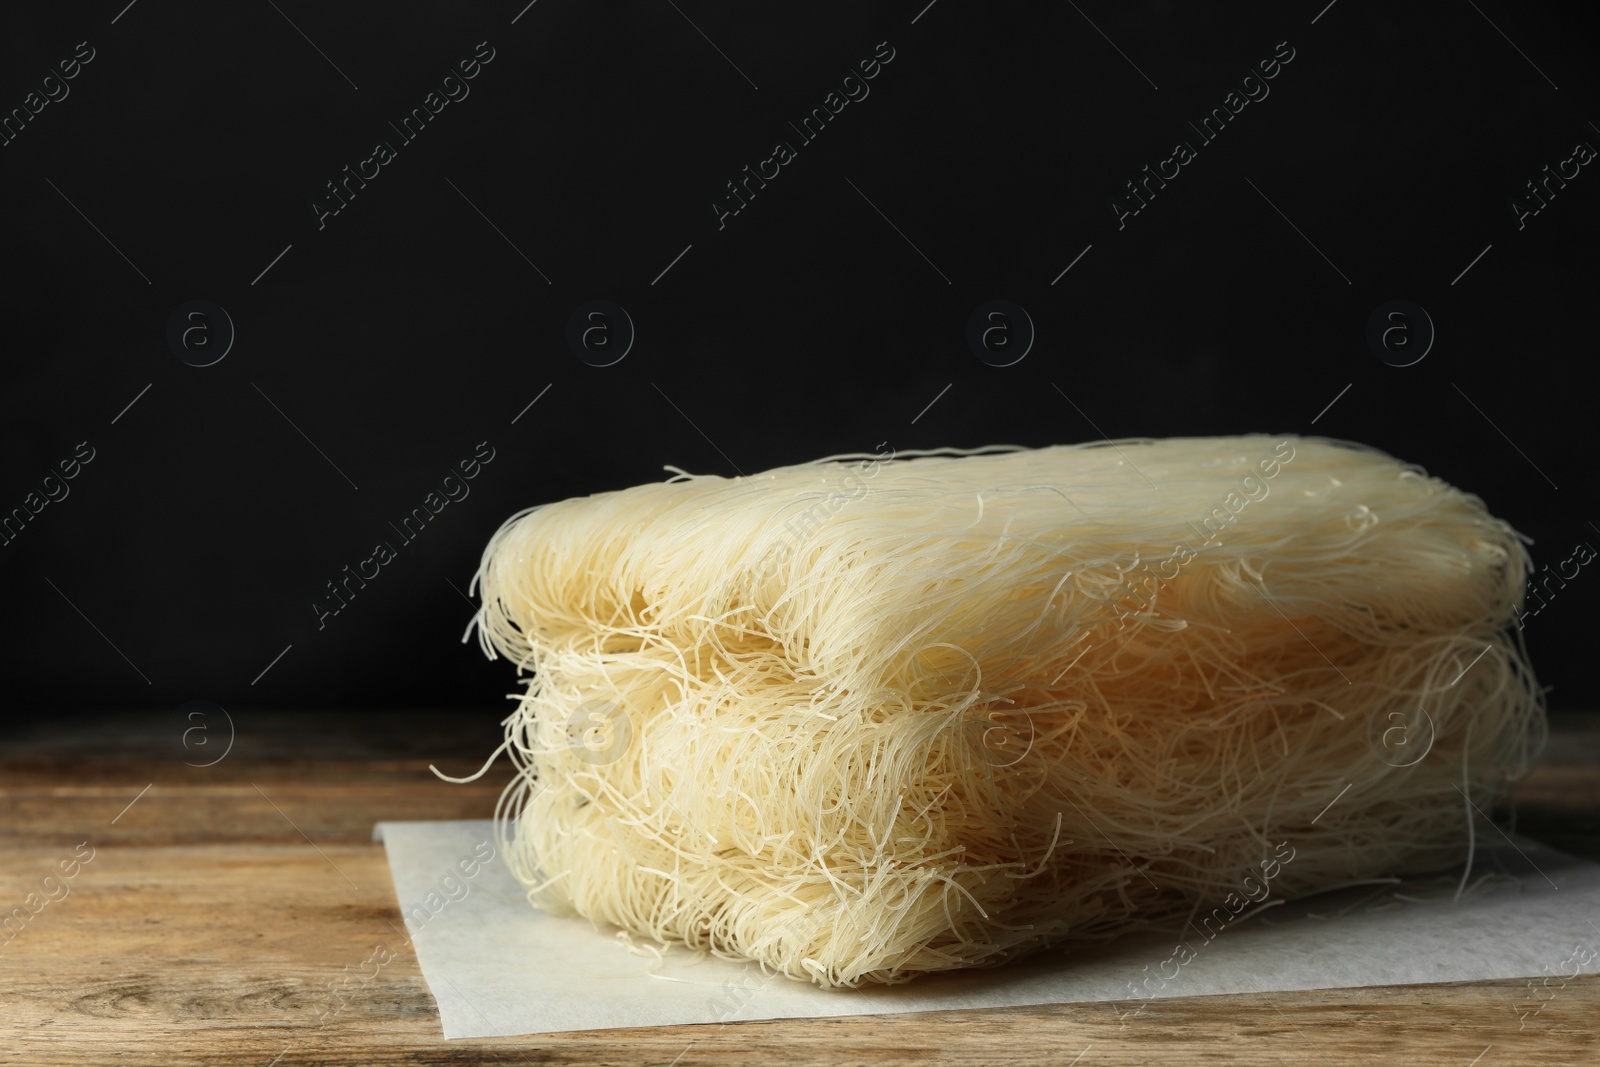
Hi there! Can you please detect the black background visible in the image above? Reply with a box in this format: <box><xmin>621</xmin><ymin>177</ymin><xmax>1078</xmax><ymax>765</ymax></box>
<box><xmin>2</xmin><ymin>0</ymin><xmax>1596</xmax><ymax>720</ymax></box>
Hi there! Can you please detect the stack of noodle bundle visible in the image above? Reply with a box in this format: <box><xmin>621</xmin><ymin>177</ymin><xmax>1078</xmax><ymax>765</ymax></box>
<box><xmin>464</xmin><ymin>435</ymin><xmax>1544</xmax><ymax>989</ymax></box>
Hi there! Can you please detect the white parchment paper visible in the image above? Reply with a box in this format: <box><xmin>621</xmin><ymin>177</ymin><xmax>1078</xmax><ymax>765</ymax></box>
<box><xmin>374</xmin><ymin>819</ymin><xmax>1600</xmax><ymax>1039</ymax></box>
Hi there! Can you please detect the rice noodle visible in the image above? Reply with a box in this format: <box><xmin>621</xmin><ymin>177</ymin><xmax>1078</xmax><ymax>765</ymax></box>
<box><xmin>461</xmin><ymin>435</ymin><xmax>1545</xmax><ymax>988</ymax></box>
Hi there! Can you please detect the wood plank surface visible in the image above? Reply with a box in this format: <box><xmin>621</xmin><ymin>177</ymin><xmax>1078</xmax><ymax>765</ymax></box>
<box><xmin>2</xmin><ymin>711</ymin><xmax>1596</xmax><ymax>1065</ymax></box>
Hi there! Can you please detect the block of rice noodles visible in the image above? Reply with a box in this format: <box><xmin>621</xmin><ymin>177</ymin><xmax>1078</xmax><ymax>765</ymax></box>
<box><xmin>460</xmin><ymin>435</ymin><xmax>1544</xmax><ymax>989</ymax></box>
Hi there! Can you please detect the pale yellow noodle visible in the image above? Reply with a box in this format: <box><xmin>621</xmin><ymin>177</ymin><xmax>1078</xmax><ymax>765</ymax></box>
<box><xmin>464</xmin><ymin>435</ymin><xmax>1544</xmax><ymax>989</ymax></box>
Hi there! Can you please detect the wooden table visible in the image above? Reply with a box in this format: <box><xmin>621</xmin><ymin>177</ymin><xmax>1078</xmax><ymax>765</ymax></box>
<box><xmin>3</xmin><ymin>711</ymin><xmax>1596</xmax><ymax>1065</ymax></box>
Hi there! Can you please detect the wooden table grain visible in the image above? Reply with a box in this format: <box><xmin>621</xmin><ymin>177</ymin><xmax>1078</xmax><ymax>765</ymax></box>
<box><xmin>2</xmin><ymin>711</ymin><xmax>1596</xmax><ymax>1066</ymax></box>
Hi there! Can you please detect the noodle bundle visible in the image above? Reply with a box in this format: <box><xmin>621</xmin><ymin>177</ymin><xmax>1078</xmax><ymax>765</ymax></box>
<box><xmin>464</xmin><ymin>435</ymin><xmax>1543</xmax><ymax>988</ymax></box>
